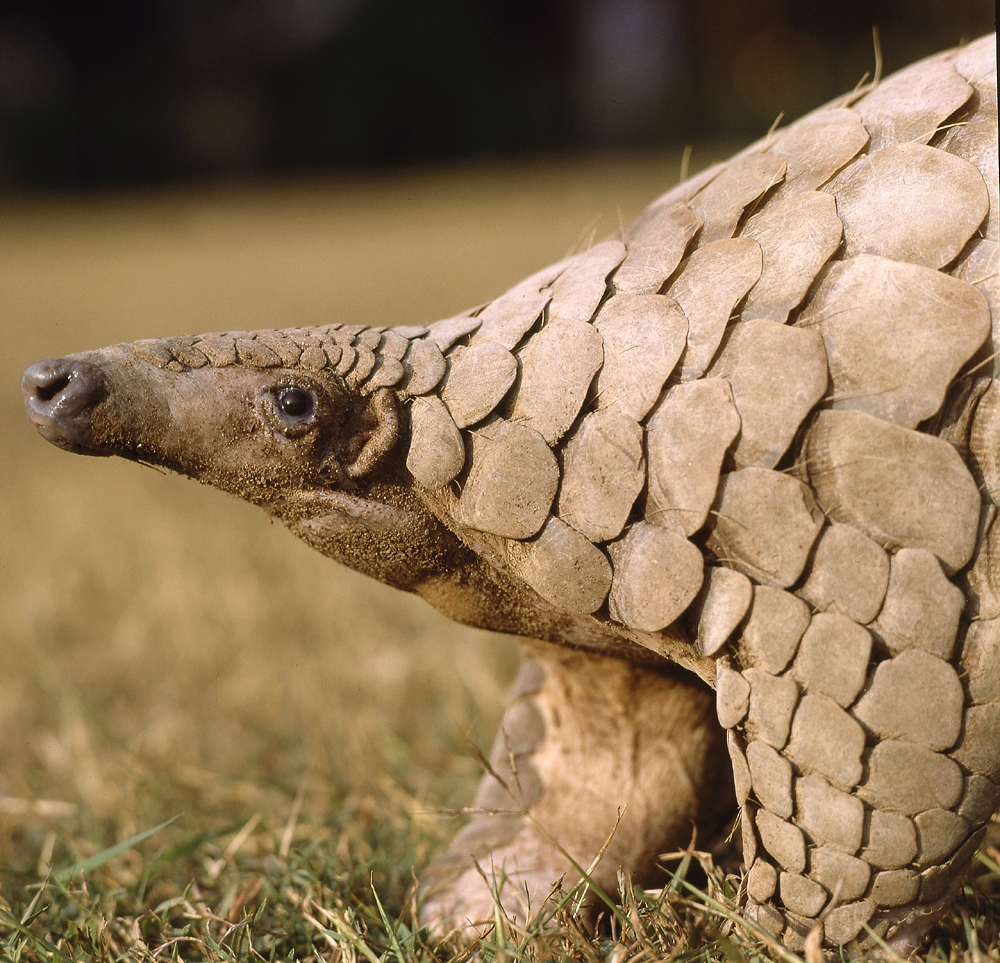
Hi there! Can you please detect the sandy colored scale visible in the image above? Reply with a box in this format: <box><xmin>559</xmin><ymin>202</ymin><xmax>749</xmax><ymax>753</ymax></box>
<box><xmin>738</xmin><ymin>586</ymin><xmax>811</xmax><ymax>674</ymax></box>
<box><xmin>399</xmin><ymin>339</ymin><xmax>447</xmax><ymax>396</ymax></box>
<box><xmin>692</xmin><ymin>567</ymin><xmax>752</xmax><ymax>657</ymax></box>
<box><xmin>791</xmin><ymin>613</ymin><xmax>871</xmax><ymax>708</ymax></box>
<box><xmin>345</xmin><ymin>345</ymin><xmax>376</xmax><ymax>389</ymax></box>
<box><xmin>547</xmin><ymin>239</ymin><xmax>626</xmax><ymax>323</ymax></box>
<box><xmin>954</xmin><ymin>240</ymin><xmax>1000</xmax><ymax>377</ymax></box>
<box><xmin>825</xmin><ymin>901</ymin><xmax>875</xmax><ymax>945</ymax></box>
<box><xmin>739</xmin><ymin>192</ymin><xmax>843</xmax><ymax>324</ymax></box>
<box><xmin>669</xmin><ymin>238</ymin><xmax>762</xmax><ymax>382</ymax></box>
<box><xmin>636</xmin><ymin>161</ymin><xmax>727</xmax><ymax>225</ymax></box>
<box><xmin>168</xmin><ymin>340</ymin><xmax>209</xmax><ymax>367</ymax></box>
<box><xmin>405</xmin><ymin>395</ymin><xmax>465</xmax><ymax>490</ymax></box>
<box><xmin>853</xmin><ymin>650</ymin><xmax>964</xmax><ymax>751</ymax></box>
<box><xmin>469</xmin><ymin>259</ymin><xmax>573</xmax><ymax>349</ymax></box>
<box><xmin>456</xmin><ymin>418</ymin><xmax>559</xmax><ymax>540</ymax></box>
<box><xmin>355</xmin><ymin>328</ymin><xmax>382</xmax><ymax>351</ymax></box>
<box><xmin>747</xmin><ymin>898</ymin><xmax>786</xmax><ymax>939</ymax></box>
<box><xmin>951</xmin><ymin>33</ymin><xmax>996</xmax><ymax>82</ymax></box>
<box><xmin>439</xmin><ymin>342</ymin><xmax>518</xmax><ymax>429</ymax></box>
<box><xmin>796</xmin><ymin>523</ymin><xmax>889</xmax><ymax>625</ymax></box>
<box><xmin>593</xmin><ymin>293</ymin><xmax>688</xmax><ymax>421</ymax></box>
<box><xmin>334</xmin><ymin>344</ymin><xmax>357</xmax><ymax>376</ymax></box>
<box><xmin>852</xmin><ymin>59</ymin><xmax>972</xmax><ymax>151</ymax></box>
<box><xmin>716</xmin><ymin>661</ymin><xmax>750</xmax><ymax>729</ymax></box>
<box><xmin>809</xmin><ymin>848</ymin><xmax>870</xmax><ymax>901</ymax></box>
<box><xmin>607</xmin><ymin>522</ymin><xmax>704</xmax><ymax>633</ymax></box>
<box><xmin>506</xmin><ymin>516</ymin><xmax>612</xmax><ymax>615</ymax></box>
<box><xmin>783</xmin><ymin>910</ymin><xmax>820</xmax><ymax>951</ymax></box>
<box><xmin>971</xmin><ymin>383</ymin><xmax>1000</xmax><ymax>507</ymax></box>
<box><xmin>495</xmin><ymin>699</ymin><xmax>545</xmax><ymax>757</ymax></box>
<box><xmin>363</xmin><ymin>356</ymin><xmax>406</xmax><ymax>393</ymax></box>
<box><xmin>688</xmin><ymin>152</ymin><xmax>788</xmax><ymax>244</ymax></box>
<box><xmin>706</xmin><ymin>319</ymin><xmax>827</xmax><ymax>470</ymax></box>
<box><xmin>785</xmin><ymin>694</ymin><xmax>865</xmax><ymax>790</ymax></box>
<box><xmin>388</xmin><ymin>325</ymin><xmax>429</xmax><ymax>340</ymax></box>
<box><xmin>476</xmin><ymin>756</ymin><xmax>543</xmax><ymax>811</ymax></box>
<box><xmin>825</xmin><ymin>143</ymin><xmax>989</xmax><ymax>269</ymax></box>
<box><xmin>317</xmin><ymin>337</ymin><xmax>345</xmax><ymax>370</ymax></box>
<box><xmin>747</xmin><ymin>858</ymin><xmax>778</xmax><ymax>902</ymax></box>
<box><xmin>802</xmin><ymin>410</ymin><xmax>981</xmax><ymax>575</ymax></box>
<box><xmin>869</xmin><ymin>870</ymin><xmax>920</xmax><ymax>908</ymax></box>
<box><xmin>195</xmin><ymin>337</ymin><xmax>238</xmax><ymax>366</ymax></box>
<box><xmin>378</xmin><ymin>331</ymin><xmax>410</xmax><ymax>361</ymax></box>
<box><xmin>940</xmin><ymin>71</ymin><xmax>998</xmax><ymax>236</ymax></box>
<box><xmin>556</xmin><ymin>409</ymin><xmax>644</xmax><ymax>543</ymax></box>
<box><xmin>705</xmin><ymin>468</ymin><xmax>824</xmax><ymax>588</ymax></box>
<box><xmin>471</xmin><ymin>287</ymin><xmax>550</xmax><ymax>352</ymax></box>
<box><xmin>961</xmin><ymin>619</ymin><xmax>1000</xmax><ymax>705</ymax></box>
<box><xmin>427</xmin><ymin>313</ymin><xmax>482</xmax><ymax>351</ymax></box>
<box><xmin>744</xmin><ymin>668</ymin><xmax>799</xmax><ymax>750</ymax></box>
<box><xmin>747</xmin><ymin>741</ymin><xmax>793</xmax><ymax>816</ymax></box>
<box><xmin>927</xmin><ymin>828</ymin><xmax>989</xmax><ymax>898</ymax></box>
<box><xmin>859</xmin><ymin>741</ymin><xmax>964</xmax><ymax>814</ymax></box>
<box><xmin>510</xmin><ymin>319</ymin><xmax>604</xmax><ymax>445</ymax></box>
<box><xmin>779</xmin><ymin>872</ymin><xmax>827</xmax><ymax>918</ymax></box>
<box><xmin>959</xmin><ymin>773</ymin><xmax>1000</xmax><ymax>826</ymax></box>
<box><xmin>869</xmin><ymin>548</ymin><xmax>964</xmax><ymax>660</ymax></box>
<box><xmin>299</xmin><ymin>345</ymin><xmax>329</xmax><ymax>371</ymax></box>
<box><xmin>742</xmin><ymin>808</ymin><xmax>759</xmax><ymax>866</ymax></box>
<box><xmin>729</xmin><ymin>730</ymin><xmax>752</xmax><ymax>805</ymax></box>
<box><xmin>255</xmin><ymin>332</ymin><xmax>299</xmax><ymax>365</ymax></box>
<box><xmin>615</xmin><ymin>203</ymin><xmax>702</xmax><ymax>295</ymax></box>
<box><xmin>863</xmin><ymin>811</ymin><xmax>918</xmax><ymax>870</ymax></box>
<box><xmin>914</xmin><ymin>809</ymin><xmax>968</xmax><ymax>867</ymax></box>
<box><xmin>767</xmin><ymin>108</ymin><xmax>869</xmax><ymax>200</ymax></box>
<box><xmin>756</xmin><ymin>809</ymin><xmax>807</xmax><ymax>873</ymax></box>
<box><xmin>131</xmin><ymin>340</ymin><xmax>177</xmax><ymax>368</ymax></box>
<box><xmin>795</xmin><ymin>774</ymin><xmax>866</xmax><ymax>854</ymax></box>
<box><xmin>236</xmin><ymin>338</ymin><xmax>282</xmax><ymax>368</ymax></box>
<box><xmin>951</xmin><ymin>703</ymin><xmax>1000</xmax><ymax>782</ymax></box>
<box><xmin>799</xmin><ymin>255</ymin><xmax>989</xmax><ymax>429</ymax></box>
<box><xmin>645</xmin><ymin>379</ymin><xmax>740</xmax><ymax>536</ymax></box>
<box><xmin>253</xmin><ymin>333</ymin><xmax>297</xmax><ymax>363</ymax></box>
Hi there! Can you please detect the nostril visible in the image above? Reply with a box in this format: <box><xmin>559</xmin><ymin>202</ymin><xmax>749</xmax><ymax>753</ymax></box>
<box><xmin>22</xmin><ymin>359</ymin><xmax>107</xmax><ymax>451</ymax></box>
<box><xmin>22</xmin><ymin>359</ymin><xmax>105</xmax><ymax>417</ymax></box>
<box><xmin>34</xmin><ymin>373</ymin><xmax>72</xmax><ymax>402</ymax></box>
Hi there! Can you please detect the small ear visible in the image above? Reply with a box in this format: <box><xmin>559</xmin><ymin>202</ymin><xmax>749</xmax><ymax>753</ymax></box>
<box><xmin>345</xmin><ymin>387</ymin><xmax>400</xmax><ymax>480</ymax></box>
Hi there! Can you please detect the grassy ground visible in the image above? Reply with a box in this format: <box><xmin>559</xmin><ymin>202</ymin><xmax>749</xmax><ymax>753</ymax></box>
<box><xmin>1</xmin><ymin>152</ymin><xmax>998</xmax><ymax>960</ymax></box>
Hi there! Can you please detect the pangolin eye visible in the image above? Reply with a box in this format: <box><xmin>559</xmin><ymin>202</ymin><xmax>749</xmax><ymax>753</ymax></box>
<box><xmin>276</xmin><ymin>387</ymin><xmax>314</xmax><ymax>419</ymax></box>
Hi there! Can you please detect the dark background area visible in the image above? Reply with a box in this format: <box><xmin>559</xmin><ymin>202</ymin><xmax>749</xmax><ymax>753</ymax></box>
<box><xmin>0</xmin><ymin>0</ymin><xmax>994</xmax><ymax>191</ymax></box>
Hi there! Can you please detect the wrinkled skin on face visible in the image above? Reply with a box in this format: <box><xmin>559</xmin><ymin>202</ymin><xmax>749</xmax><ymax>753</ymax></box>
<box><xmin>22</xmin><ymin>343</ymin><xmax>646</xmax><ymax>659</ymax></box>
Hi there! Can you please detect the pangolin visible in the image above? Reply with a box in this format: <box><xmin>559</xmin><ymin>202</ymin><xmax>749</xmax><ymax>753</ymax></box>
<box><xmin>21</xmin><ymin>33</ymin><xmax>999</xmax><ymax>954</ymax></box>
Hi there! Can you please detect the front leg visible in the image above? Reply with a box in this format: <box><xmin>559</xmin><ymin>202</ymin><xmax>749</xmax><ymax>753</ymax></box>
<box><xmin>419</xmin><ymin>639</ymin><xmax>733</xmax><ymax>936</ymax></box>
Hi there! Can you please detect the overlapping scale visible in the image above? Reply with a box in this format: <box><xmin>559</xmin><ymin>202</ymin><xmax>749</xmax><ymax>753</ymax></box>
<box><xmin>825</xmin><ymin>143</ymin><xmax>989</xmax><ymax>267</ymax></box>
<box><xmin>851</xmin><ymin>59</ymin><xmax>973</xmax><ymax>150</ymax></box>
<box><xmin>798</xmin><ymin>255</ymin><xmax>990</xmax><ymax>428</ymax></box>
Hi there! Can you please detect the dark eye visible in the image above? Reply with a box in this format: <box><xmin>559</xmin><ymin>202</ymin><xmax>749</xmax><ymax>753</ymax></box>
<box><xmin>276</xmin><ymin>387</ymin><xmax>314</xmax><ymax>419</ymax></box>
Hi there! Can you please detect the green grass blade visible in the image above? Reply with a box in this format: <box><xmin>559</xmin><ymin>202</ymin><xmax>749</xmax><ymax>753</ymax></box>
<box><xmin>55</xmin><ymin>813</ymin><xmax>182</xmax><ymax>884</ymax></box>
<box><xmin>370</xmin><ymin>877</ymin><xmax>406</xmax><ymax>963</ymax></box>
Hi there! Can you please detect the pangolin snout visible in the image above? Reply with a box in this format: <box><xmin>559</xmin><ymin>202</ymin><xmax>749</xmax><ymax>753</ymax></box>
<box><xmin>22</xmin><ymin>358</ymin><xmax>106</xmax><ymax>452</ymax></box>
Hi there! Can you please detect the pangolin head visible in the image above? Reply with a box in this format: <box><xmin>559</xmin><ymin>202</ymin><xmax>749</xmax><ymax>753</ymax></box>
<box><xmin>21</xmin><ymin>326</ymin><xmax>409</xmax><ymax>510</ymax></box>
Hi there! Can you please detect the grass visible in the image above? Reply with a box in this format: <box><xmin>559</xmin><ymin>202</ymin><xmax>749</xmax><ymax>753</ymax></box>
<box><xmin>1</xmin><ymin>151</ymin><xmax>999</xmax><ymax>960</ymax></box>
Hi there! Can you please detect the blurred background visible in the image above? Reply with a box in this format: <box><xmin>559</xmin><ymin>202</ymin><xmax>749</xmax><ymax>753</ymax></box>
<box><xmin>0</xmin><ymin>0</ymin><xmax>994</xmax><ymax>190</ymax></box>
<box><xmin>0</xmin><ymin>0</ymin><xmax>995</xmax><ymax>914</ymax></box>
